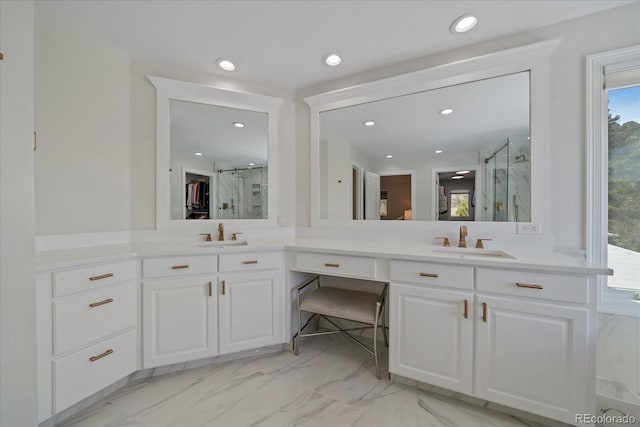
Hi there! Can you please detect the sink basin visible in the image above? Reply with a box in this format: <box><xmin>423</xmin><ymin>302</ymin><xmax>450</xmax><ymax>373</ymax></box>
<box><xmin>192</xmin><ymin>240</ymin><xmax>248</xmax><ymax>248</ymax></box>
<box><xmin>433</xmin><ymin>247</ymin><xmax>514</xmax><ymax>259</ymax></box>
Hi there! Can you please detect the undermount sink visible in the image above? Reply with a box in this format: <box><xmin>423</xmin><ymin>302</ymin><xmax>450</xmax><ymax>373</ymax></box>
<box><xmin>433</xmin><ymin>247</ymin><xmax>514</xmax><ymax>259</ymax></box>
<box><xmin>192</xmin><ymin>240</ymin><xmax>248</xmax><ymax>248</ymax></box>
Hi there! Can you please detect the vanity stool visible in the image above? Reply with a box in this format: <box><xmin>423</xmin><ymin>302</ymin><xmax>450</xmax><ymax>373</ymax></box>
<box><xmin>293</xmin><ymin>276</ymin><xmax>388</xmax><ymax>379</ymax></box>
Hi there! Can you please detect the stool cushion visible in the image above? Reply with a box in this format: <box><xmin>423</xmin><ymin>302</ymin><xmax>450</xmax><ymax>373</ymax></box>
<box><xmin>299</xmin><ymin>287</ymin><xmax>380</xmax><ymax>324</ymax></box>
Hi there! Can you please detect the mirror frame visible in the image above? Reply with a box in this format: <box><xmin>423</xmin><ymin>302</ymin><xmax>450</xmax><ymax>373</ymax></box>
<box><xmin>149</xmin><ymin>76</ymin><xmax>282</xmax><ymax>229</ymax></box>
<box><xmin>305</xmin><ymin>39</ymin><xmax>560</xmax><ymax>233</ymax></box>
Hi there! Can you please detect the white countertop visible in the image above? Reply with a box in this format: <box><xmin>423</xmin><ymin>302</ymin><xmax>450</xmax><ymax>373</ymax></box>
<box><xmin>36</xmin><ymin>237</ymin><xmax>612</xmax><ymax>276</ymax></box>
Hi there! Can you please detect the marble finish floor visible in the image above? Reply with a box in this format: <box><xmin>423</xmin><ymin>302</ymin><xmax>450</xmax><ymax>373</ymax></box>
<box><xmin>60</xmin><ymin>334</ymin><xmax>552</xmax><ymax>427</ymax></box>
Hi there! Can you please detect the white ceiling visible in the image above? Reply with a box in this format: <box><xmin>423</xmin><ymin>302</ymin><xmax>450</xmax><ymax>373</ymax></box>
<box><xmin>37</xmin><ymin>0</ymin><xmax>634</xmax><ymax>90</ymax></box>
<box><xmin>321</xmin><ymin>71</ymin><xmax>529</xmax><ymax>163</ymax></box>
<box><xmin>170</xmin><ymin>100</ymin><xmax>268</xmax><ymax>165</ymax></box>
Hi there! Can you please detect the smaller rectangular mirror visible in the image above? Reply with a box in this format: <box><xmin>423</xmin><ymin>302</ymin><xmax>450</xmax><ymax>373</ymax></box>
<box><xmin>150</xmin><ymin>75</ymin><xmax>282</xmax><ymax>229</ymax></box>
<box><xmin>169</xmin><ymin>100</ymin><xmax>268</xmax><ymax>220</ymax></box>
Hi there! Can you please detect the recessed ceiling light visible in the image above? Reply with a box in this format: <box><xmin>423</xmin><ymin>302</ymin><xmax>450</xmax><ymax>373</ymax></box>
<box><xmin>386</xmin><ymin>155</ymin><xmax>393</xmax><ymax>159</ymax></box>
<box><xmin>249</xmin><ymin>163</ymin><xmax>255</xmax><ymax>166</ymax></box>
<box><xmin>233</xmin><ymin>122</ymin><xmax>245</xmax><ymax>128</ymax></box>
<box><xmin>452</xmin><ymin>175</ymin><xmax>464</xmax><ymax>180</ymax></box>
<box><xmin>435</xmin><ymin>150</ymin><xmax>443</xmax><ymax>154</ymax></box>
<box><xmin>323</xmin><ymin>53</ymin><xmax>342</xmax><ymax>67</ymax></box>
<box><xmin>439</xmin><ymin>108</ymin><xmax>454</xmax><ymax>115</ymax></box>
<box><xmin>194</xmin><ymin>152</ymin><xmax>203</xmax><ymax>156</ymax></box>
<box><xmin>216</xmin><ymin>58</ymin><xmax>236</xmax><ymax>71</ymax></box>
<box><xmin>456</xmin><ymin>170</ymin><xmax>470</xmax><ymax>174</ymax></box>
<box><xmin>363</xmin><ymin>120</ymin><xmax>376</xmax><ymax>126</ymax></box>
<box><xmin>450</xmin><ymin>14</ymin><xmax>478</xmax><ymax>34</ymax></box>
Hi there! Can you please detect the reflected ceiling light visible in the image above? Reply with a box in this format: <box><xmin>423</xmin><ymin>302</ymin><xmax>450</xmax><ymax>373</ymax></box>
<box><xmin>363</xmin><ymin>120</ymin><xmax>376</xmax><ymax>126</ymax></box>
<box><xmin>386</xmin><ymin>155</ymin><xmax>393</xmax><ymax>159</ymax></box>
<box><xmin>233</xmin><ymin>122</ymin><xmax>245</xmax><ymax>128</ymax></box>
<box><xmin>456</xmin><ymin>170</ymin><xmax>470</xmax><ymax>174</ymax></box>
<box><xmin>452</xmin><ymin>175</ymin><xmax>464</xmax><ymax>180</ymax></box>
<box><xmin>439</xmin><ymin>108</ymin><xmax>454</xmax><ymax>115</ymax></box>
<box><xmin>450</xmin><ymin>14</ymin><xmax>478</xmax><ymax>34</ymax></box>
<box><xmin>216</xmin><ymin>58</ymin><xmax>236</xmax><ymax>71</ymax></box>
<box><xmin>323</xmin><ymin>53</ymin><xmax>342</xmax><ymax>66</ymax></box>
<box><xmin>249</xmin><ymin>163</ymin><xmax>255</xmax><ymax>166</ymax></box>
<box><xmin>434</xmin><ymin>150</ymin><xmax>443</xmax><ymax>154</ymax></box>
<box><xmin>194</xmin><ymin>152</ymin><xmax>203</xmax><ymax>156</ymax></box>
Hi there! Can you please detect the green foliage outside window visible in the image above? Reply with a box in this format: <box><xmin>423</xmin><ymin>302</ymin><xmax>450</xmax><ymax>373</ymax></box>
<box><xmin>608</xmin><ymin>112</ymin><xmax>640</xmax><ymax>253</ymax></box>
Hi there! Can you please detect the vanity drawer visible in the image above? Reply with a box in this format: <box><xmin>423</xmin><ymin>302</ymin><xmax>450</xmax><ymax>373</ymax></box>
<box><xmin>54</xmin><ymin>282</ymin><xmax>138</xmax><ymax>355</ymax></box>
<box><xmin>390</xmin><ymin>260</ymin><xmax>473</xmax><ymax>290</ymax></box>
<box><xmin>143</xmin><ymin>255</ymin><xmax>217</xmax><ymax>278</ymax></box>
<box><xmin>219</xmin><ymin>251</ymin><xmax>281</xmax><ymax>272</ymax></box>
<box><xmin>54</xmin><ymin>329</ymin><xmax>137</xmax><ymax>413</ymax></box>
<box><xmin>54</xmin><ymin>259</ymin><xmax>137</xmax><ymax>297</ymax></box>
<box><xmin>295</xmin><ymin>252</ymin><xmax>377</xmax><ymax>279</ymax></box>
<box><xmin>475</xmin><ymin>268</ymin><xmax>588</xmax><ymax>304</ymax></box>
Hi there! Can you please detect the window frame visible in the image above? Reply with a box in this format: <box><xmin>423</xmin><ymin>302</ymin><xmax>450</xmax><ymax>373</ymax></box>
<box><xmin>449</xmin><ymin>191</ymin><xmax>471</xmax><ymax>219</ymax></box>
<box><xmin>587</xmin><ymin>45</ymin><xmax>640</xmax><ymax>317</ymax></box>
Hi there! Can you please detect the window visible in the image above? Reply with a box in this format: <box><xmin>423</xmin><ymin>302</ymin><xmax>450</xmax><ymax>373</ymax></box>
<box><xmin>588</xmin><ymin>46</ymin><xmax>640</xmax><ymax>316</ymax></box>
<box><xmin>450</xmin><ymin>192</ymin><xmax>470</xmax><ymax>218</ymax></box>
<box><xmin>607</xmin><ymin>85</ymin><xmax>640</xmax><ymax>292</ymax></box>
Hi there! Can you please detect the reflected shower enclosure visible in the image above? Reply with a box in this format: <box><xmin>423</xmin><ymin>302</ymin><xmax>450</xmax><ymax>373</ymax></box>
<box><xmin>217</xmin><ymin>166</ymin><xmax>268</xmax><ymax>220</ymax></box>
<box><xmin>483</xmin><ymin>137</ymin><xmax>531</xmax><ymax>222</ymax></box>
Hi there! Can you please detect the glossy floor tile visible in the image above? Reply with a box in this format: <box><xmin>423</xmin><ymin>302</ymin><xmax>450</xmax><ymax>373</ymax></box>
<box><xmin>60</xmin><ymin>334</ymin><xmax>550</xmax><ymax>427</ymax></box>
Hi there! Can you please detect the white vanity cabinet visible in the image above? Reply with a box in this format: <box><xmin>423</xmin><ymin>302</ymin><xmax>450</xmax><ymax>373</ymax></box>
<box><xmin>142</xmin><ymin>251</ymin><xmax>285</xmax><ymax>367</ymax></box>
<box><xmin>389</xmin><ymin>261</ymin><xmax>474</xmax><ymax>394</ymax></box>
<box><xmin>37</xmin><ymin>258</ymin><xmax>139</xmax><ymax>421</ymax></box>
<box><xmin>474</xmin><ymin>268</ymin><xmax>592</xmax><ymax>423</ymax></box>
<box><xmin>218</xmin><ymin>251</ymin><xmax>284</xmax><ymax>354</ymax></box>
<box><xmin>388</xmin><ymin>261</ymin><xmax>595</xmax><ymax>424</ymax></box>
<box><xmin>142</xmin><ymin>255</ymin><xmax>218</xmax><ymax>368</ymax></box>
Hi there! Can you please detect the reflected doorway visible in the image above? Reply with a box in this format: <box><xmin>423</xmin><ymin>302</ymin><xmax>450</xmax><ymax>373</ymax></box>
<box><xmin>436</xmin><ymin>170</ymin><xmax>477</xmax><ymax>221</ymax></box>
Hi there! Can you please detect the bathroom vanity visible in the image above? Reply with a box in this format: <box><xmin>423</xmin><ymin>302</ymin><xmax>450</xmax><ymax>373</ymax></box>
<box><xmin>35</xmin><ymin>238</ymin><xmax>606</xmax><ymax>425</ymax></box>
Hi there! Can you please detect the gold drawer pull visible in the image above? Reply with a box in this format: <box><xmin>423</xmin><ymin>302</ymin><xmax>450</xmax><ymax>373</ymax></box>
<box><xmin>515</xmin><ymin>282</ymin><xmax>543</xmax><ymax>290</ymax></box>
<box><xmin>242</xmin><ymin>260</ymin><xmax>258</xmax><ymax>265</ymax></box>
<box><xmin>419</xmin><ymin>273</ymin><xmax>438</xmax><ymax>278</ymax></box>
<box><xmin>208</xmin><ymin>281</ymin><xmax>212</xmax><ymax>297</ymax></box>
<box><xmin>89</xmin><ymin>298</ymin><xmax>114</xmax><ymax>308</ymax></box>
<box><xmin>171</xmin><ymin>265</ymin><xmax>189</xmax><ymax>270</ymax></box>
<box><xmin>89</xmin><ymin>273</ymin><xmax>113</xmax><ymax>281</ymax></box>
<box><xmin>221</xmin><ymin>280</ymin><xmax>226</xmax><ymax>295</ymax></box>
<box><xmin>89</xmin><ymin>349</ymin><xmax>113</xmax><ymax>362</ymax></box>
<box><xmin>482</xmin><ymin>302</ymin><xmax>487</xmax><ymax>322</ymax></box>
<box><xmin>324</xmin><ymin>263</ymin><xmax>340</xmax><ymax>268</ymax></box>
<box><xmin>463</xmin><ymin>299</ymin><xmax>468</xmax><ymax>319</ymax></box>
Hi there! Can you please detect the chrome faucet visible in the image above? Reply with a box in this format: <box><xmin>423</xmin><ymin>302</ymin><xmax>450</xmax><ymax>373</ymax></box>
<box><xmin>217</xmin><ymin>223</ymin><xmax>224</xmax><ymax>241</ymax></box>
<box><xmin>458</xmin><ymin>225</ymin><xmax>468</xmax><ymax>248</ymax></box>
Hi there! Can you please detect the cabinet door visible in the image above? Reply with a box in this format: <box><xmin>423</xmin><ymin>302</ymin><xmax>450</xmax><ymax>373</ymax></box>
<box><xmin>218</xmin><ymin>270</ymin><xmax>282</xmax><ymax>354</ymax></box>
<box><xmin>475</xmin><ymin>296</ymin><xmax>589</xmax><ymax>423</ymax></box>
<box><xmin>143</xmin><ymin>277</ymin><xmax>217</xmax><ymax>368</ymax></box>
<box><xmin>389</xmin><ymin>283</ymin><xmax>473</xmax><ymax>394</ymax></box>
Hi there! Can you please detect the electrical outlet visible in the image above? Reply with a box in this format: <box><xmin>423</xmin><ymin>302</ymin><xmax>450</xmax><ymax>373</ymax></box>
<box><xmin>517</xmin><ymin>223</ymin><xmax>540</xmax><ymax>234</ymax></box>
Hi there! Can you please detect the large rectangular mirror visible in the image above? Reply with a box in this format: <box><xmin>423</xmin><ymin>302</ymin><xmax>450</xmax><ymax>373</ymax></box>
<box><xmin>319</xmin><ymin>71</ymin><xmax>530</xmax><ymax>222</ymax></box>
<box><xmin>150</xmin><ymin>76</ymin><xmax>281</xmax><ymax>229</ymax></box>
<box><xmin>306</xmin><ymin>40</ymin><xmax>559</xmax><ymax>230</ymax></box>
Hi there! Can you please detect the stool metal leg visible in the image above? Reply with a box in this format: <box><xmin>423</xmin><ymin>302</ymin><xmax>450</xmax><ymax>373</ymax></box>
<box><xmin>295</xmin><ymin>289</ymin><xmax>302</xmax><ymax>356</ymax></box>
<box><xmin>373</xmin><ymin>301</ymin><xmax>382</xmax><ymax>380</ymax></box>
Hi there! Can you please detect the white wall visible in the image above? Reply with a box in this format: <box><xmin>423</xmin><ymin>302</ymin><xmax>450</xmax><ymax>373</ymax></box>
<box><xmin>128</xmin><ymin>60</ymin><xmax>296</xmax><ymax>230</ymax></box>
<box><xmin>295</xmin><ymin>2</ymin><xmax>640</xmax><ymax>250</ymax></box>
<box><xmin>34</xmin><ymin>7</ymin><xmax>131</xmax><ymax>235</ymax></box>
<box><xmin>0</xmin><ymin>1</ymin><xmax>38</xmax><ymax>424</ymax></box>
